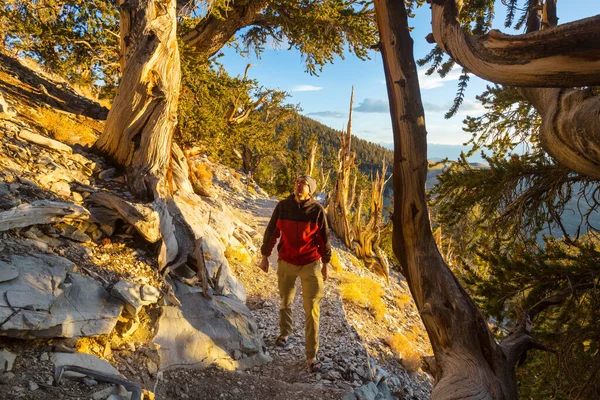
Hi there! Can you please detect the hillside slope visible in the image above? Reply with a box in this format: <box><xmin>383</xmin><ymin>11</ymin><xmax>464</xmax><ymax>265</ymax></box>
<box><xmin>0</xmin><ymin>54</ymin><xmax>432</xmax><ymax>399</ymax></box>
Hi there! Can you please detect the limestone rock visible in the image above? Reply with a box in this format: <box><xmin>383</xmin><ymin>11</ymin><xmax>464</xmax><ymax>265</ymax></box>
<box><xmin>0</xmin><ymin>349</ymin><xmax>16</xmax><ymax>372</ymax></box>
<box><xmin>51</xmin><ymin>352</ymin><xmax>123</xmax><ymax>379</ymax></box>
<box><xmin>51</xmin><ymin>181</ymin><xmax>71</xmax><ymax>197</ymax></box>
<box><xmin>0</xmin><ymin>260</ymin><xmax>19</xmax><ymax>282</ymax></box>
<box><xmin>111</xmin><ymin>280</ymin><xmax>160</xmax><ymax>318</ymax></box>
<box><xmin>0</xmin><ymin>91</ymin><xmax>16</xmax><ymax>118</ymax></box>
<box><xmin>153</xmin><ymin>285</ymin><xmax>270</xmax><ymax>372</ymax></box>
<box><xmin>56</xmin><ymin>222</ymin><xmax>91</xmax><ymax>243</ymax></box>
<box><xmin>0</xmin><ymin>254</ymin><xmax>123</xmax><ymax>338</ymax></box>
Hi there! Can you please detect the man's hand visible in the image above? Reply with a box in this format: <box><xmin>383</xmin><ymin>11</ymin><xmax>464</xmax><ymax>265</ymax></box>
<box><xmin>259</xmin><ymin>256</ymin><xmax>269</xmax><ymax>273</ymax></box>
<box><xmin>321</xmin><ymin>262</ymin><xmax>329</xmax><ymax>281</ymax></box>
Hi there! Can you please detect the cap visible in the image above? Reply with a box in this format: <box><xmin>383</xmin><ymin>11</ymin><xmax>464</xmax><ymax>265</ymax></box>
<box><xmin>297</xmin><ymin>175</ymin><xmax>317</xmax><ymax>195</ymax></box>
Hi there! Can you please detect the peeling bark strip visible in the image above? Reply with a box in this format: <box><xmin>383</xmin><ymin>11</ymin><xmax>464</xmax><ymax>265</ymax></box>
<box><xmin>374</xmin><ymin>0</ymin><xmax>520</xmax><ymax>398</ymax></box>
<box><xmin>93</xmin><ymin>0</ymin><xmax>181</xmax><ymax>200</ymax></box>
<box><xmin>428</xmin><ymin>0</ymin><xmax>600</xmax><ymax>87</ymax></box>
<box><xmin>427</xmin><ymin>0</ymin><xmax>600</xmax><ymax>180</ymax></box>
<box><xmin>0</xmin><ymin>201</ymin><xmax>89</xmax><ymax>232</ymax></box>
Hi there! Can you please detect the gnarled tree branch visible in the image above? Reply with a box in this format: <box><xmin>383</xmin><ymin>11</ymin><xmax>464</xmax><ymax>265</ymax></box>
<box><xmin>428</xmin><ymin>0</ymin><xmax>600</xmax><ymax>180</ymax></box>
<box><xmin>427</xmin><ymin>0</ymin><xmax>600</xmax><ymax>87</ymax></box>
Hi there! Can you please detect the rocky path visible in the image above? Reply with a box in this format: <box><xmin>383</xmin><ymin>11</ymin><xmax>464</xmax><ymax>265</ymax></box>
<box><xmin>213</xmin><ymin>194</ymin><xmax>432</xmax><ymax>400</ymax></box>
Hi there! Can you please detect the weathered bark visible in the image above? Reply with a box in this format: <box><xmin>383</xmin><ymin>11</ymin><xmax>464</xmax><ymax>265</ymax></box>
<box><xmin>375</xmin><ymin>0</ymin><xmax>522</xmax><ymax>398</ymax></box>
<box><xmin>428</xmin><ymin>0</ymin><xmax>600</xmax><ymax>180</ymax></box>
<box><xmin>327</xmin><ymin>87</ymin><xmax>356</xmax><ymax>247</ymax></box>
<box><xmin>0</xmin><ymin>201</ymin><xmax>89</xmax><ymax>232</ymax></box>
<box><xmin>86</xmin><ymin>191</ymin><xmax>162</xmax><ymax>243</ymax></box>
<box><xmin>94</xmin><ymin>0</ymin><xmax>181</xmax><ymax>200</ymax></box>
<box><xmin>91</xmin><ymin>0</ymin><xmax>209</xmax><ymax>296</ymax></box>
<box><xmin>427</xmin><ymin>0</ymin><xmax>600</xmax><ymax>87</ymax></box>
<box><xmin>182</xmin><ymin>0</ymin><xmax>270</xmax><ymax>60</ymax></box>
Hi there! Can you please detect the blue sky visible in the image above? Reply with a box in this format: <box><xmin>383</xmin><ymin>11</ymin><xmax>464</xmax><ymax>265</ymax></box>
<box><xmin>218</xmin><ymin>0</ymin><xmax>600</xmax><ymax>148</ymax></box>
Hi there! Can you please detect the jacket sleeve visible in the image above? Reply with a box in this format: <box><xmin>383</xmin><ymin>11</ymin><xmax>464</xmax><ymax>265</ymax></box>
<box><xmin>317</xmin><ymin>208</ymin><xmax>331</xmax><ymax>263</ymax></box>
<box><xmin>261</xmin><ymin>202</ymin><xmax>281</xmax><ymax>257</ymax></box>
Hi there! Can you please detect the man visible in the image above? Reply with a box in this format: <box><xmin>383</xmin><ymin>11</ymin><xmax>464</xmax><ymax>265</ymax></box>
<box><xmin>259</xmin><ymin>175</ymin><xmax>331</xmax><ymax>373</ymax></box>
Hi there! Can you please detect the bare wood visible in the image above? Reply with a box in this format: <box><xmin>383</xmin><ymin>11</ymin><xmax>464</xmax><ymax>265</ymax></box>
<box><xmin>192</xmin><ymin>238</ymin><xmax>211</xmax><ymax>299</ymax></box>
<box><xmin>375</xmin><ymin>0</ymin><xmax>515</xmax><ymax>397</ymax></box>
<box><xmin>327</xmin><ymin>87</ymin><xmax>356</xmax><ymax>247</ymax></box>
<box><xmin>0</xmin><ymin>200</ymin><xmax>89</xmax><ymax>232</ymax></box>
<box><xmin>17</xmin><ymin>130</ymin><xmax>72</xmax><ymax>154</ymax></box>
<box><xmin>171</xmin><ymin>142</ymin><xmax>194</xmax><ymax>194</ymax></box>
<box><xmin>428</xmin><ymin>0</ymin><xmax>600</xmax><ymax>87</ymax></box>
<box><xmin>87</xmin><ymin>192</ymin><xmax>161</xmax><ymax>243</ymax></box>
<box><xmin>306</xmin><ymin>142</ymin><xmax>318</xmax><ymax>177</ymax></box>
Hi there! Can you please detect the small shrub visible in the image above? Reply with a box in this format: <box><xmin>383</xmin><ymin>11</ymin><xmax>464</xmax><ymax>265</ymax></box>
<box><xmin>224</xmin><ymin>246</ymin><xmax>251</xmax><ymax>265</ymax></box>
<box><xmin>387</xmin><ymin>333</ymin><xmax>422</xmax><ymax>372</ymax></box>
<box><xmin>195</xmin><ymin>163</ymin><xmax>213</xmax><ymax>188</ymax></box>
<box><xmin>338</xmin><ymin>270</ymin><xmax>386</xmax><ymax>320</ymax></box>
<box><xmin>37</xmin><ymin>108</ymin><xmax>96</xmax><ymax>146</ymax></box>
<box><xmin>329</xmin><ymin>252</ymin><xmax>343</xmax><ymax>273</ymax></box>
<box><xmin>395</xmin><ymin>293</ymin><xmax>412</xmax><ymax>309</ymax></box>
<box><xmin>349</xmin><ymin>255</ymin><xmax>363</xmax><ymax>270</ymax></box>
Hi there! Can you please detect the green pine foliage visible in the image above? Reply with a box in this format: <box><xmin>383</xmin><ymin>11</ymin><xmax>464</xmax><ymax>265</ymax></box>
<box><xmin>181</xmin><ymin>0</ymin><xmax>378</xmax><ymax>75</ymax></box>
<box><xmin>0</xmin><ymin>0</ymin><xmax>119</xmax><ymax>91</ymax></box>
<box><xmin>428</xmin><ymin>81</ymin><xmax>600</xmax><ymax>398</ymax></box>
<box><xmin>177</xmin><ymin>50</ymin><xmax>297</xmax><ymax>179</ymax></box>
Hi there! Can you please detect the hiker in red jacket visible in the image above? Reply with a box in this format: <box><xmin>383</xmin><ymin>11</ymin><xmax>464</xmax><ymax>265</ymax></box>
<box><xmin>259</xmin><ymin>175</ymin><xmax>331</xmax><ymax>373</ymax></box>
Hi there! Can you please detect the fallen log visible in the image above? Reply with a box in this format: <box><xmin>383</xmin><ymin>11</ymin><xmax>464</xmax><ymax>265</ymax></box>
<box><xmin>0</xmin><ymin>200</ymin><xmax>89</xmax><ymax>232</ymax></box>
<box><xmin>17</xmin><ymin>130</ymin><xmax>72</xmax><ymax>154</ymax></box>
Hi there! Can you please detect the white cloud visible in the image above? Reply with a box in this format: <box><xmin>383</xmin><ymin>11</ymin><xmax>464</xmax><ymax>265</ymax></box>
<box><xmin>292</xmin><ymin>85</ymin><xmax>323</xmax><ymax>92</ymax></box>
<box><xmin>418</xmin><ymin>66</ymin><xmax>463</xmax><ymax>90</ymax></box>
<box><xmin>455</xmin><ymin>98</ymin><xmax>485</xmax><ymax>115</ymax></box>
<box><xmin>354</xmin><ymin>98</ymin><xmax>389</xmax><ymax>113</ymax></box>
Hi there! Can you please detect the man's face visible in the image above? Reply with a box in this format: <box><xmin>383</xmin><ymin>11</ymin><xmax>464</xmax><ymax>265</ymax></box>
<box><xmin>294</xmin><ymin>178</ymin><xmax>311</xmax><ymax>198</ymax></box>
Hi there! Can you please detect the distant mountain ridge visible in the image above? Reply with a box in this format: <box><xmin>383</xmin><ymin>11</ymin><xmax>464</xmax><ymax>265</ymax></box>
<box><xmin>281</xmin><ymin>113</ymin><xmax>393</xmax><ymax>175</ymax></box>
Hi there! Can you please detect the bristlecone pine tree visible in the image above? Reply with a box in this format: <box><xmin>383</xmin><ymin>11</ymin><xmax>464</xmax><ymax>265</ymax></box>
<box><xmin>86</xmin><ymin>0</ymin><xmax>377</xmax><ymax>298</ymax></box>
<box><xmin>375</xmin><ymin>0</ymin><xmax>600</xmax><ymax>398</ymax></box>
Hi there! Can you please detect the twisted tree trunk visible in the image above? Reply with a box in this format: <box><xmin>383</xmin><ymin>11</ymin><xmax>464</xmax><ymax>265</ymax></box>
<box><xmin>374</xmin><ymin>0</ymin><xmax>527</xmax><ymax>398</ymax></box>
<box><xmin>94</xmin><ymin>0</ymin><xmax>181</xmax><ymax>199</ymax></box>
<box><xmin>350</xmin><ymin>162</ymin><xmax>390</xmax><ymax>280</ymax></box>
<box><xmin>91</xmin><ymin>0</ymin><xmax>208</xmax><ymax>297</ymax></box>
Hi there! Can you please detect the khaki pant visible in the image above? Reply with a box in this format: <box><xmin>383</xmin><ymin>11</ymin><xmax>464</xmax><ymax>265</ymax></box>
<box><xmin>277</xmin><ymin>259</ymin><xmax>324</xmax><ymax>360</ymax></box>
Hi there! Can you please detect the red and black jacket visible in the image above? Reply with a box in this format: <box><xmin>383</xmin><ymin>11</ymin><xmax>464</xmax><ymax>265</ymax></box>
<box><xmin>261</xmin><ymin>195</ymin><xmax>331</xmax><ymax>266</ymax></box>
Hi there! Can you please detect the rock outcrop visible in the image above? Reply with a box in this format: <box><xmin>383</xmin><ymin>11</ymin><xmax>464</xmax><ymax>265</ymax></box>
<box><xmin>153</xmin><ymin>281</ymin><xmax>270</xmax><ymax>371</ymax></box>
<box><xmin>0</xmin><ymin>254</ymin><xmax>123</xmax><ymax>338</ymax></box>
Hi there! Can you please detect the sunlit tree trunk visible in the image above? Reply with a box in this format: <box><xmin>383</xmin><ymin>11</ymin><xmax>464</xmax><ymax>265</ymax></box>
<box><xmin>94</xmin><ymin>0</ymin><xmax>181</xmax><ymax>199</ymax></box>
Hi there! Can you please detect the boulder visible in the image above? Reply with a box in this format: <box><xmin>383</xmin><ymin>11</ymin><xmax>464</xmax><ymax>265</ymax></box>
<box><xmin>0</xmin><ymin>260</ymin><xmax>19</xmax><ymax>282</ymax></box>
<box><xmin>0</xmin><ymin>349</ymin><xmax>16</xmax><ymax>372</ymax></box>
<box><xmin>153</xmin><ymin>284</ymin><xmax>270</xmax><ymax>372</ymax></box>
<box><xmin>0</xmin><ymin>254</ymin><xmax>123</xmax><ymax>338</ymax></box>
<box><xmin>111</xmin><ymin>280</ymin><xmax>161</xmax><ymax>318</ymax></box>
<box><xmin>173</xmin><ymin>192</ymin><xmax>246</xmax><ymax>302</ymax></box>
